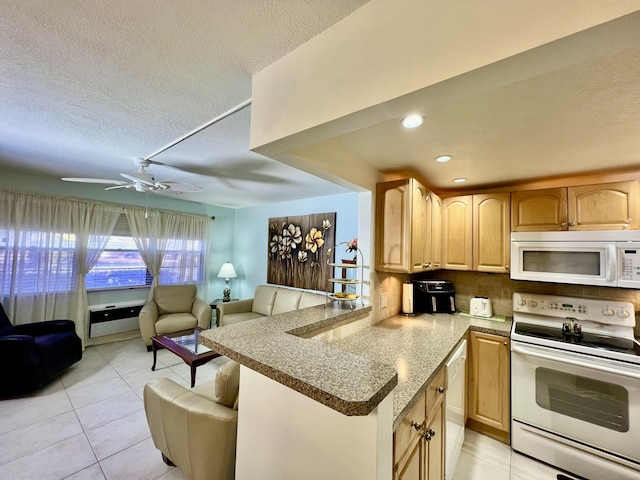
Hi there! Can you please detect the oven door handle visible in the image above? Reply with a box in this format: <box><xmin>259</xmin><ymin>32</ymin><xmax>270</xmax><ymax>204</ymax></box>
<box><xmin>512</xmin><ymin>344</ymin><xmax>640</xmax><ymax>379</ymax></box>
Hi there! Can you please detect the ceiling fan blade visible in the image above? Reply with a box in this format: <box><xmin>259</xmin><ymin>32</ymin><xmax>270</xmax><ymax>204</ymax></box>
<box><xmin>151</xmin><ymin>189</ymin><xmax>181</xmax><ymax>196</ymax></box>
<box><xmin>162</xmin><ymin>182</ymin><xmax>202</xmax><ymax>193</ymax></box>
<box><xmin>62</xmin><ymin>177</ymin><xmax>127</xmax><ymax>185</ymax></box>
<box><xmin>104</xmin><ymin>184</ymin><xmax>136</xmax><ymax>191</ymax></box>
<box><xmin>152</xmin><ymin>182</ymin><xmax>202</xmax><ymax>195</ymax></box>
<box><xmin>121</xmin><ymin>172</ymin><xmax>155</xmax><ymax>186</ymax></box>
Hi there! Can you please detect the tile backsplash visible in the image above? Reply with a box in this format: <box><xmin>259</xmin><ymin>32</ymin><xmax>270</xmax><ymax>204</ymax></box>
<box><xmin>372</xmin><ymin>269</ymin><xmax>640</xmax><ymax>337</ymax></box>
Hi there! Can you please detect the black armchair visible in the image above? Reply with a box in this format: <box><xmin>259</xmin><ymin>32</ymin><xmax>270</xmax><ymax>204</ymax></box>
<box><xmin>0</xmin><ymin>303</ymin><xmax>82</xmax><ymax>397</ymax></box>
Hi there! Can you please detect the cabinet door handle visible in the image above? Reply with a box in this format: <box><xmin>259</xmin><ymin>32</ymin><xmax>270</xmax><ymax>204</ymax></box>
<box><xmin>436</xmin><ymin>386</ymin><xmax>444</xmax><ymax>394</ymax></box>
<box><xmin>422</xmin><ymin>428</ymin><xmax>436</xmax><ymax>441</ymax></box>
<box><xmin>411</xmin><ymin>421</ymin><xmax>424</xmax><ymax>432</ymax></box>
<box><xmin>568</xmin><ymin>222</ymin><xmax>576</xmax><ymax>227</ymax></box>
<box><xmin>561</xmin><ymin>222</ymin><xmax>567</xmax><ymax>227</ymax></box>
<box><xmin>434</xmin><ymin>262</ymin><xmax>440</xmax><ymax>267</ymax></box>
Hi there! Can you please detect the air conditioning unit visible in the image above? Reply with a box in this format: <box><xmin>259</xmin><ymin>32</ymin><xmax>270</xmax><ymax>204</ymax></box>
<box><xmin>88</xmin><ymin>300</ymin><xmax>144</xmax><ymax>338</ymax></box>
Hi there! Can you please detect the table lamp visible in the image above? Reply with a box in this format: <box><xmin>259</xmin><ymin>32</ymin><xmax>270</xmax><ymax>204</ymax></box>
<box><xmin>217</xmin><ymin>261</ymin><xmax>237</xmax><ymax>302</ymax></box>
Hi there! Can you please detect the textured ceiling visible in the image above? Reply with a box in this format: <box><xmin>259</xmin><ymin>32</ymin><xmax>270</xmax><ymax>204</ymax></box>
<box><xmin>0</xmin><ymin>0</ymin><xmax>368</xmax><ymax>207</ymax></box>
<box><xmin>3</xmin><ymin>2</ymin><xmax>639</xmax><ymax>209</ymax></box>
<box><xmin>280</xmin><ymin>9</ymin><xmax>640</xmax><ymax>193</ymax></box>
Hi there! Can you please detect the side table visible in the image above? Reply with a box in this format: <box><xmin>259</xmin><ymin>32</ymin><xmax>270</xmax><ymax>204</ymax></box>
<box><xmin>210</xmin><ymin>298</ymin><xmax>239</xmax><ymax>309</ymax></box>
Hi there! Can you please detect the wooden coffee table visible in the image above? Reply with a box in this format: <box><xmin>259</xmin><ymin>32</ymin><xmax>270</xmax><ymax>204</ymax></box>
<box><xmin>151</xmin><ymin>327</ymin><xmax>220</xmax><ymax>387</ymax></box>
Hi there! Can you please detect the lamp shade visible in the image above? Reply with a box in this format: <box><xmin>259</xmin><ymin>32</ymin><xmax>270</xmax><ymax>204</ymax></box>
<box><xmin>217</xmin><ymin>262</ymin><xmax>237</xmax><ymax>281</ymax></box>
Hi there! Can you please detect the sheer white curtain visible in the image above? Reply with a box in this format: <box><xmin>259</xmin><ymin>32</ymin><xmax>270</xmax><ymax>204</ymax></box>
<box><xmin>124</xmin><ymin>208</ymin><xmax>165</xmax><ymax>300</ymax></box>
<box><xmin>157</xmin><ymin>211</ymin><xmax>210</xmax><ymax>287</ymax></box>
<box><xmin>72</xmin><ymin>204</ymin><xmax>121</xmax><ymax>344</ymax></box>
<box><xmin>124</xmin><ymin>207</ymin><xmax>209</xmax><ymax>300</ymax></box>
<box><xmin>0</xmin><ymin>190</ymin><xmax>77</xmax><ymax>326</ymax></box>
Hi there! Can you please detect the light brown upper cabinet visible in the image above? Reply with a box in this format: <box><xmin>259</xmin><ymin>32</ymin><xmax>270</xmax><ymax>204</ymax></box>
<box><xmin>376</xmin><ymin>179</ymin><xmax>441</xmax><ymax>273</ymax></box>
<box><xmin>512</xmin><ymin>181</ymin><xmax>639</xmax><ymax>231</ymax></box>
<box><xmin>431</xmin><ymin>195</ymin><xmax>442</xmax><ymax>272</ymax></box>
<box><xmin>442</xmin><ymin>196</ymin><xmax>472</xmax><ymax>271</ymax></box>
<box><xmin>511</xmin><ymin>188</ymin><xmax>567</xmax><ymax>231</ymax></box>
<box><xmin>442</xmin><ymin>193</ymin><xmax>510</xmax><ymax>272</ymax></box>
<box><xmin>473</xmin><ymin>193</ymin><xmax>510</xmax><ymax>273</ymax></box>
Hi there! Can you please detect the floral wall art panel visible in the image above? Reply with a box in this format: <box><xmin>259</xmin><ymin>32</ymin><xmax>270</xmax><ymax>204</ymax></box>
<box><xmin>268</xmin><ymin>212</ymin><xmax>336</xmax><ymax>291</ymax></box>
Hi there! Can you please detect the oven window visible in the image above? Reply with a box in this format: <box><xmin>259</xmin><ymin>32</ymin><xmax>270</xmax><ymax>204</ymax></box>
<box><xmin>535</xmin><ymin>367</ymin><xmax>629</xmax><ymax>432</ymax></box>
<box><xmin>523</xmin><ymin>251</ymin><xmax>601</xmax><ymax>275</ymax></box>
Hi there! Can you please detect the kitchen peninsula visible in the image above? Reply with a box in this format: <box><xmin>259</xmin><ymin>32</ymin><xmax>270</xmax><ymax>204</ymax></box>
<box><xmin>199</xmin><ymin>303</ymin><xmax>511</xmax><ymax>480</ymax></box>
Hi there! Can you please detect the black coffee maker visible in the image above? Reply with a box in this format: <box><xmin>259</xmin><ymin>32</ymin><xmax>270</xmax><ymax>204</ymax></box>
<box><xmin>413</xmin><ymin>280</ymin><xmax>456</xmax><ymax>314</ymax></box>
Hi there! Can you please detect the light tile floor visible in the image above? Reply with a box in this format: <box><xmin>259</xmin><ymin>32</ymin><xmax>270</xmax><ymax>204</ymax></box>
<box><xmin>0</xmin><ymin>337</ymin><xmax>228</xmax><ymax>480</ymax></box>
<box><xmin>0</xmin><ymin>336</ymin><xmax>577</xmax><ymax>480</ymax></box>
<box><xmin>453</xmin><ymin>428</ymin><xmax>577</xmax><ymax>480</ymax></box>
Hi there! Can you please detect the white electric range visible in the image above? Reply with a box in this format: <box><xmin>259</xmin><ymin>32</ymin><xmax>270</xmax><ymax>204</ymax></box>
<box><xmin>510</xmin><ymin>292</ymin><xmax>640</xmax><ymax>480</ymax></box>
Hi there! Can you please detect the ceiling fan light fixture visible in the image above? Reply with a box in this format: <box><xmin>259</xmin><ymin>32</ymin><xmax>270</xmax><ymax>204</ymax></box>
<box><xmin>401</xmin><ymin>114</ymin><xmax>423</xmax><ymax>129</ymax></box>
<box><xmin>435</xmin><ymin>155</ymin><xmax>452</xmax><ymax>163</ymax></box>
<box><xmin>60</xmin><ymin>158</ymin><xmax>200</xmax><ymax>196</ymax></box>
<box><xmin>453</xmin><ymin>178</ymin><xmax>467</xmax><ymax>183</ymax></box>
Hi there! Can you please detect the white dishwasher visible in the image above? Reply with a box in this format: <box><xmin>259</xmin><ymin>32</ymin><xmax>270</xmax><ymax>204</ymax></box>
<box><xmin>445</xmin><ymin>339</ymin><xmax>467</xmax><ymax>480</ymax></box>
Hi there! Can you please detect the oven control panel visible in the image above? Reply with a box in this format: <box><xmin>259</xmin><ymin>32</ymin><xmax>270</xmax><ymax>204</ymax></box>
<box><xmin>513</xmin><ymin>292</ymin><xmax>635</xmax><ymax>327</ymax></box>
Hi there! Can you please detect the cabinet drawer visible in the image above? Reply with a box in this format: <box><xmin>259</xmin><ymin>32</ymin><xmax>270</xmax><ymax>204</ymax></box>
<box><xmin>426</xmin><ymin>367</ymin><xmax>446</xmax><ymax>415</ymax></box>
<box><xmin>394</xmin><ymin>392</ymin><xmax>426</xmax><ymax>466</ymax></box>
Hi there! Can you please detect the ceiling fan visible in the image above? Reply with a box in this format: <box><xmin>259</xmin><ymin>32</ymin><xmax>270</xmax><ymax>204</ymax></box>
<box><xmin>62</xmin><ymin>158</ymin><xmax>202</xmax><ymax>195</ymax></box>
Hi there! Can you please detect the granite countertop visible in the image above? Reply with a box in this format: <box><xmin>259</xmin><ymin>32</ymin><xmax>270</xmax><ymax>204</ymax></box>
<box><xmin>335</xmin><ymin>313</ymin><xmax>511</xmax><ymax>430</ymax></box>
<box><xmin>199</xmin><ymin>305</ymin><xmax>511</xmax><ymax>428</ymax></box>
<box><xmin>199</xmin><ymin>303</ymin><xmax>399</xmax><ymax>416</ymax></box>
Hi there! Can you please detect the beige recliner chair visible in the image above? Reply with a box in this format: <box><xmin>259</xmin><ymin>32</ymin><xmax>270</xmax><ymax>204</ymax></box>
<box><xmin>144</xmin><ymin>360</ymin><xmax>239</xmax><ymax>480</ymax></box>
<box><xmin>139</xmin><ymin>284</ymin><xmax>212</xmax><ymax>350</ymax></box>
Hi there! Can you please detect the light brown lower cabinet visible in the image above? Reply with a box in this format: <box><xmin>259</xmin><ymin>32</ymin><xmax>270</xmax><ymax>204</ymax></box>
<box><xmin>467</xmin><ymin>331</ymin><xmax>510</xmax><ymax>444</ymax></box>
<box><xmin>425</xmin><ymin>401</ymin><xmax>444</xmax><ymax>480</ymax></box>
<box><xmin>394</xmin><ymin>368</ymin><xmax>446</xmax><ymax>480</ymax></box>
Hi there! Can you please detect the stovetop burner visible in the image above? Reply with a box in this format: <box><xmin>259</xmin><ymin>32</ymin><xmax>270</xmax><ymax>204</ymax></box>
<box><xmin>514</xmin><ymin>322</ymin><xmax>640</xmax><ymax>357</ymax></box>
<box><xmin>511</xmin><ymin>292</ymin><xmax>640</xmax><ymax>364</ymax></box>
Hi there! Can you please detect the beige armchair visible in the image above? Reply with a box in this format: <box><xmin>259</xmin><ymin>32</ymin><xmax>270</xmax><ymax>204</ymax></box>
<box><xmin>139</xmin><ymin>284</ymin><xmax>211</xmax><ymax>350</ymax></box>
<box><xmin>144</xmin><ymin>360</ymin><xmax>239</xmax><ymax>480</ymax></box>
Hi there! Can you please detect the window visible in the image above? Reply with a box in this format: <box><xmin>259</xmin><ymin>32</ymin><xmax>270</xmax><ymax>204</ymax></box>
<box><xmin>1</xmin><ymin>210</ymin><xmax>208</xmax><ymax>294</ymax></box>
<box><xmin>85</xmin><ymin>215</ymin><xmax>207</xmax><ymax>291</ymax></box>
<box><xmin>85</xmin><ymin>235</ymin><xmax>152</xmax><ymax>290</ymax></box>
<box><xmin>158</xmin><ymin>238</ymin><xmax>205</xmax><ymax>285</ymax></box>
<box><xmin>0</xmin><ymin>229</ymin><xmax>76</xmax><ymax>295</ymax></box>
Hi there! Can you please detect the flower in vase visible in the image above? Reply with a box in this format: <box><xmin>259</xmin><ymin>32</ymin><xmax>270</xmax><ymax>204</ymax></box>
<box><xmin>346</xmin><ymin>237</ymin><xmax>358</xmax><ymax>253</ymax></box>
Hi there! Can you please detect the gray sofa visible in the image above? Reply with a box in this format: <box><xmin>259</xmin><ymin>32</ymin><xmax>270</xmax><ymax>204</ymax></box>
<box><xmin>216</xmin><ymin>285</ymin><xmax>325</xmax><ymax>327</ymax></box>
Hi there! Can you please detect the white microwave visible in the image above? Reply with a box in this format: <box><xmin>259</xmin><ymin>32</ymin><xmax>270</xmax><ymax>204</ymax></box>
<box><xmin>511</xmin><ymin>231</ymin><xmax>640</xmax><ymax>288</ymax></box>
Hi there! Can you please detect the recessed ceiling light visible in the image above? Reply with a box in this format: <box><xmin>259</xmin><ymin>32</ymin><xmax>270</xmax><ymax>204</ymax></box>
<box><xmin>435</xmin><ymin>155</ymin><xmax>451</xmax><ymax>163</ymax></box>
<box><xmin>401</xmin><ymin>114</ymin><xmax>423</xmax><ymax>129</ymax></box>
<box><xmin>453</xmin><ymin>178</ymin><xmax>467</xmax><ymax>183</ymax></box>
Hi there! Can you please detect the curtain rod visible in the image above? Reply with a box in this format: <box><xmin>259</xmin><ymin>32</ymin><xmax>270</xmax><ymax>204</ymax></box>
<box><xmin>145</xmin><ymin>98</ymin><xmax>252</xmax><ymax>161</ymax></box>
<box><xmin>0</xmin><ymin>188</ymin><xmax>212</xmax><ymax>220</ymax></box>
